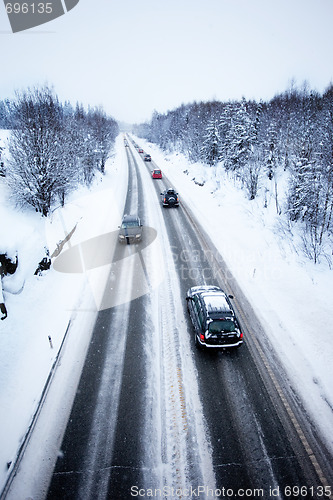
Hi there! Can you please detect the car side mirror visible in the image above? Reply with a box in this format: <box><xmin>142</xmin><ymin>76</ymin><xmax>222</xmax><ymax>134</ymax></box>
<box><xmin>186</xmin><ymin>296</ymin><xmax>193</xmax><ymax>301</ymax></box>
<box><xmin>228</xmin><ymin>294</ymin><xmax>234</xmax><ymax>299</ymax></box>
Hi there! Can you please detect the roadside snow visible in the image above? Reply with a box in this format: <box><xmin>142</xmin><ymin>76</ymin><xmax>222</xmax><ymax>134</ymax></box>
<box><xmin>135</xmin><ymin>137</ymin><xmax>333</xmax><ymax>455</ymax></box>
<box><xmin>0</xmin><ymin>134</ymin><xmax>128</xmax><ymax>493</ymax></box>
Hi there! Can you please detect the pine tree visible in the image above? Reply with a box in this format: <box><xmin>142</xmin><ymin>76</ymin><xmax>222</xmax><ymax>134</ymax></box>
<box><xmin>200</xmin><ymin>118</ymin><xmax>221</xmax><ymax>166</ymax></box>
<box><xmin>225</xmin><ymin>98</ymin><xmax>253</xmax><ymax>172</ymax></box>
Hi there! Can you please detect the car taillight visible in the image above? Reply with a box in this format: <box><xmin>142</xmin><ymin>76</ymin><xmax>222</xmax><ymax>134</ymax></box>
<box><xmin>200</xmin><ymin>333</ymin><xmax>205</xmax><ymax>341</ymax></box>
<box><xmin>240</xmin><ymin>332</ymin><xmax>243</xmax><ymax>339</ymax></box>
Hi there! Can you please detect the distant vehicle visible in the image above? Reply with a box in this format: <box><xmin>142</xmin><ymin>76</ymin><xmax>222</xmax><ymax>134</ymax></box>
<box><xmin>186</xmin><ymin>285</ymin><xmax>243</xmax><ymax>349</ymax></box>
<box><xmin>161</xmin><ymin>188</ymin><xmax>179</xmax><ymax>207</ymax></box>
<box><xmin>144</xmin><ymin>154</ymin><xmax>151</xmax><ymax>161</ymax></box>
<box><xmin>0</xmin><ymin>147</ymin><xmax>4</xmax><ymax>177</ymax></box>
<box><xmin>118</xmin><ymin>215</ymin><xmax>143</xmax><ymax>243</ymax></box>
<box><xmin>152</xmin><ymin>169</ymin><xmax>162</xmax><ymax>179</ymax></box>
<box><xmin>138</xmin><ymin>148</ymin><xmax>144</xmax><ymax>153</ymax></box>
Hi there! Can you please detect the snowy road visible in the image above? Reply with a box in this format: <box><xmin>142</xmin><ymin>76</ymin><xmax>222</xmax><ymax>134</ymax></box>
<box><xmin>44</xmin><ymin>140</ymin><xmax>333</xmax><ymax>499</ymax></box>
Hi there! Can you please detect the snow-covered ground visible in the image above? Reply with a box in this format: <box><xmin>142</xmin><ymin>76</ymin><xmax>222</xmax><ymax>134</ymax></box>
<box><xmin>0</xmin><ymin>130</ymin><xmax>332</xmax><ymax>495</ymax></box>
<box><xmin>0</xmin><ymin>132</ymin><xmax>129</xmax><ymax>493</ymax></box>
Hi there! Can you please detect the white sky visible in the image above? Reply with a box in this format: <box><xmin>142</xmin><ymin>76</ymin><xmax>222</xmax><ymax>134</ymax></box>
<box><xmin>1</xmin><ymin>0</ymin><xmax>333</xmax><ymax>124</ymax></box>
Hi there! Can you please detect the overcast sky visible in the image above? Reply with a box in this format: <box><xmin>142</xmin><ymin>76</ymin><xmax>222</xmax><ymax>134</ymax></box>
<box><xmin>1</xmin><ymin>0</ymin><xmax>333</xmax><ymax>124</ymax></box>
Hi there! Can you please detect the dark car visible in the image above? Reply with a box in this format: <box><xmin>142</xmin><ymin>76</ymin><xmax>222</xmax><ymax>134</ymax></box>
<box><xmin>118</xmin><ymin>215</ymin><xmax>143</xmax><ymax>243</ymax></box>
<box><xmin>160</xmin><ymin>188</ymin><xmax>179</xmax><ymax>207</ymax></box>
<box><xmin>186</xmin><ymin>285</ymin><xmax>243</xmax><ymax>349</ymax></box>
<box><xmin>152</xmin><ymin>169</ymin><xmax>162</xmax><ymax>179</ymax></box>
<box><xmin>144</xmin><ymin>154</ymin><xmax>151</xmax><ymax>161</ymax></box>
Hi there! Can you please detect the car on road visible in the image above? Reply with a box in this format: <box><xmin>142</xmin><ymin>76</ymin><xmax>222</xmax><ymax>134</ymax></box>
<box><xmin>161</xmin><ymin>188</ymin><xmax>179</xmax><ymax>207</ymax></box>
<box><xmin>186</xmin><ymin>285</ymin><xmax>243</xmax><ymax>349</ymax></box>
<box><xmin>152</xmin><ymin>169</ymin><xmax>162</xmax><ymax>179</ymax></box>
<box><xmin>118</xmin><ymin>215</ymin><xmax>143</xmax><ymax>243</ymax></box>
<box><xmin>138</xmin><ymin>148</ymin><xmax>144</xmax><ymax>153</ymax></box>
<box><xmin>144</xmin><ymin>154</ymin><xmax>151</xmax><ymax>161</ymax></box>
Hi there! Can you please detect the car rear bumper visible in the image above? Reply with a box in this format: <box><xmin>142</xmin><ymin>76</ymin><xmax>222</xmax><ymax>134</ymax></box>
<box><xmin>197</xmin><ymin>337</ymin><xmax>243</xmax><ymax>348</ymax></box>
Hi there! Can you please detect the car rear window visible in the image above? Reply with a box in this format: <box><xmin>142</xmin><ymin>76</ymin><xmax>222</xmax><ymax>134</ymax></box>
<box><xmin>209</xmin><ymin>320</ymin><xmax>235</xmax><ymax>333</ymax></box>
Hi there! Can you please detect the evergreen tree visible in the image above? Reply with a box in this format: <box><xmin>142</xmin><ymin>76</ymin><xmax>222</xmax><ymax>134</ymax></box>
<box><xmin>0</xmin><ymin>100</ymin><xmax>11</xmax><ymax>129</ymax></box>
<box><xmin>224</xmin><ymin>98</ymin><xmax>253</xmax><ymax>172</ymax></box>
<box><xmin>200</xmin><ymin>118</ymin><xmax>221</xmax><ymax>166</ymax></box>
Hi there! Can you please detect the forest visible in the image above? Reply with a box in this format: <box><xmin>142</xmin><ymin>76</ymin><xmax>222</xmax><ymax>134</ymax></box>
<box><xmin>0</xmin><ymin>86</ymin><xmax>119</xmax><ymax>217</ymax></box>
<box><xmin>134</xmin><ymin>83</ymin><xmax>333</xmax><ymax>264</ymax></box>
<box><xmin>1</xmin><ymin>83</ymin><xmax>333</xmax><ymax>264</ymax></box>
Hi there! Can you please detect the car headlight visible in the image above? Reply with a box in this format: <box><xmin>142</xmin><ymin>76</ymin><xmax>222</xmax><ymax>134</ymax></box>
<box><xmin>135</xmin><ymin>234</ymin><xmax>141</xmax><ymax>238</ymax></box>
<box><xmin>119</xmin><ymin>234</ymin><xmax>125</xmax><ymax>239</ymax></box>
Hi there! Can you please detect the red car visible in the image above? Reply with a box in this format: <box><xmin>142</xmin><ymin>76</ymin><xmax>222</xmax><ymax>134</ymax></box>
<box><xmin>152</xmin><ymin>169</ymin><xmax>162</xmax><ymax>179</ymax></box>
<box><xmin>138</xmin><ymin>148</ymin><xmax>144</xmax><ymax>153</ymax></box>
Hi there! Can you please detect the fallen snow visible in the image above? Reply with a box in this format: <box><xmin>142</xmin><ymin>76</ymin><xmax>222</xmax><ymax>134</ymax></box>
<box><xmin>0</xmin><ymin>131</ymin><xmax>332</xmax><ymax>496</ymax></box>
<box><xmin>0</xmin><ymin>133</ymin><xmax>128</xmax><ymax>493</ymax></box>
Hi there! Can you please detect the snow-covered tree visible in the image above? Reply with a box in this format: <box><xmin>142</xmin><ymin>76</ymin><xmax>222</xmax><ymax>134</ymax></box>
<box><xmin>287</xmin><ymin>88</ymin><xmax>321</xmax><ymax>222</ymax></box>
<box><xmin>0</xmin><ymin>100</ymin><xmax>11</xmax><ymax>129</ymax></box>
<box><xmin>86</xmin><ymin>108</ymin><xmax>119</xmax><ymax>174</ymax></box>
<box><xmin>6</xmin><ymin>86</ymin><xmax>69</xmax><ymax>216</ymax></box>
<box><xmin>200</xmin><ymin>118</ymin><xmax>221</xmax><ymax>166</ymax></box>
<box><xmin>224</xmin><ymin>98</ymin><xmax>254</xmax><ymax>172</ymax></box>
<box><xmin>218</xmin><ymin>102</ymin><xmax>234</xmax><ymax>163</ymax></box>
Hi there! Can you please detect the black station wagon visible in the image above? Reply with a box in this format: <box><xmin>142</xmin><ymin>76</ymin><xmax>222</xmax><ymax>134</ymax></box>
<box><xmin>186</xmin><ymin>285</ymin><xmax>243</xmax><ymax>349</ymax></box>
